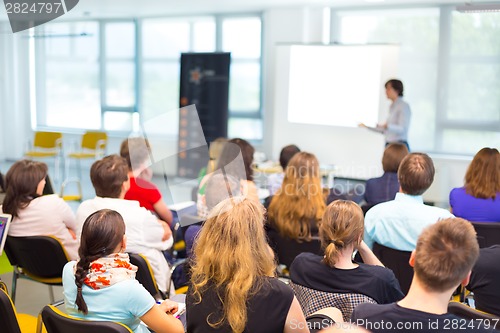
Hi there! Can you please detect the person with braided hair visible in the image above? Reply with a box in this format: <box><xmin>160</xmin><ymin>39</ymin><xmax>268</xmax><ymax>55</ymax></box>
<box><xmin>290</xmin><ymin>200</ymin><xmax>404</xmax><ymax>321</ymax></box>
<box><xmin>62</xmin><ymin>209</ymin><xmax>184</xmax><ymax>333</ymax></box>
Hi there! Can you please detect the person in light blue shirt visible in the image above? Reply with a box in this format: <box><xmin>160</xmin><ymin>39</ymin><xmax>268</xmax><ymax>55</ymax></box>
<box><xmin>63</xmin><ymin>209</ymin><xmax>184</xmax><ymax>333</ymax></box>
<box><xmin>364</xmin><ymin>153</ymin><xmax>453</xmax><ymax>251</ymax></box>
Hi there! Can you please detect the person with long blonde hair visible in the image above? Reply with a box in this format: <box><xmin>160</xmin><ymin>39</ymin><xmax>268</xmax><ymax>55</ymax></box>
<box><xmin>290</xmin><ymin>200</ymin><xmax>404</xmax><ymax>321</ymax></box>
<box><xmin>449</xmin><ymin>147</ymin><xmax>500</xmax><ymax>222</ymax></box>
<box><xmin>268</xmin><ymin>152</ymin><xmax>325</xmax><ymax>241</ymax></box>
<box><xmin>187</xmin><ymin>197</ymin><xmax>329</xmax><ymax>333</ymax></box>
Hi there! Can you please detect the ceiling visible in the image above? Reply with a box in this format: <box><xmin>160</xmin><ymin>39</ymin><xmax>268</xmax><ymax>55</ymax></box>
<box><xmin>1</xmin><ymin>0</ymin><xmax>500</xmax><ymax>23</ymax></box>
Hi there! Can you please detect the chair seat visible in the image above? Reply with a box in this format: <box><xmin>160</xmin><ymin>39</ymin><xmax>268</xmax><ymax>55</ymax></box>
<box><xmin>25</xmin><ymin>151</ymin><xmax>59</xmax><ymax>158</ymax></box>
<box><xmin>22</xmin><ymin>271</ymin><xmax>63</xmax><ymax>285</ymax></box>
<box><xmin>68</xmin><ymin>152</ymin><xmax>99</xmax><ymax>159</ymax></box>
<box><xmin>17</xmin><ymin>313</ymin><xmax>41</xmax><ymax>333</ymax></box>
<box><xmin>61</xmin><ymin>195</ymin><xmax>82</xmax><ymax>202</ymax></box>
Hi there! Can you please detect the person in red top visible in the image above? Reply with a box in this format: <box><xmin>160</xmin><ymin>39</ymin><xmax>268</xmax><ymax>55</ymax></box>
<box><xmin>120</xmin><ymin>137</ymin><xmax>173</xmax><ymax>226</ymax></box>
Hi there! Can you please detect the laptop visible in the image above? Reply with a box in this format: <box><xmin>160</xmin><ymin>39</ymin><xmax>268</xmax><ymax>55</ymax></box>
<box><xmin>0</xmin><ymin>213</ymin><xmax>12</xmax><ymax>256</ymax></box>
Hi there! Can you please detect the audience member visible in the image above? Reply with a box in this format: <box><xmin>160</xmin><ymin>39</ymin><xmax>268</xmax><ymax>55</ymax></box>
<box><xmin>363</xmin><ymin>143</ymin><xmax>409</xmax><ymax>211</ymax></box>
<box><xmin>196</xmin><ymin>138</ymin><xmax>258</xmax><ymax>219</ymax></box>
<box><xmin>1</xmin><ymin>160</ymin><xmax>79</xmax><ymax>260</ymax></box>
<box><xmin>352</xmin><ymin>218</ymin><xmax>497</xmax><ymax>333</ymax></box>
<box><xmin>63</xmin><ymin>209</ymin><xmax>183</xmax><ymax>333</ymax></box>
<box><xmin>267</xmin><ymin>144</ymin><xmax>301</xmax><ymax>195</ymax></box>
<box><xmin>268</xmin><ymin>152</ymin><xmax>325</xmax><ymax>241</ymax></box>
<box><xmin>364</xmin><ymin>153</ymin><xmax>453</xmax><ymax>250</ymax></box>
<box><xmin>76</xmin><ymin>155</ymin><xmax>173</xmax><ymax>294</ymax></box>
<box><xmin>187</xmin><ymin>197</ymin><xmax>337</xmax><ymax>333</ymax></box>
<box><xmin>196</xmin><ymin>137</ymin><xmax>228</xmax><ymax>217</ymax></box>
<box><xmin>120</xmin><ymin>137</ymin><xmax>173</xmax><ymax>225</ymax></box>
<box><xmin>467</xmin><ymin>244</ymin><xmax>500</xmax><ymax>316</ymax></box>
<box><xmin>290</xmin><ymin>200</ymin><xmax>404</xmax><ymax>321</ymax></box>
<box><xmin>449</xmin><ymin>147</ymin><xmax>500</xmax><ymax>222</ymax></box>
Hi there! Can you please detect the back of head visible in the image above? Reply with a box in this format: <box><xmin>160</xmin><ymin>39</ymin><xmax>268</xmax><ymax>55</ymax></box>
<box><xmin>217</xmin><ymin>138</ymin><xmax>255</xmax><ymax>181</ymax></box>
<box><xmin>75</xmin><ymin>209</ymin><xmax>126</xmax><ymax>314</ymax></box>
<box><xmin>119</xmin><ymin>137</ymin><xmax>151</xmax><ymax>172</ymax></box>
<box><xmin>90</xmin><ymin>155</ymin><xmax>129</xmax><ymax>198</ymax></box>
<box><xmin>207</xmin><ymin>138</ymin><xmax>228</xmax><ymax>174</ymax></box>
<box><xmin>279</xmin><ymin>144</ymin><xmax>301</xmax><ymax>170</ymax></box>
<box><xmin>398</xmin><ymin>153</ymin><xmax>434</xmax><ymax>195</ymax></box>
<box><xmin>464</xmin><ymin>147</ymin><xmax>500</xmax><ymax>199</ymax></box>
<box><xmin>382</xmin><ymin>143</ymin><xmax>409</xmax><ymax>173</ymax></box>
<box><xmin>3</xmin><ymin>160</ymin><xmax>48</xmax><ymax>218</ymax></box>
<box><xmin>191</xmin><ymin>197</ymin><xmax>275</xmax><ymax>332</ymax></box>
<box><xmin>268</xmin><ymin>151</ymin><xmax>325</xmax><ymax>240</ymax></box>
<box><xmin>385</xmin><ymin>79</ymin><xmax>404</xmax><ymax>96</ymax></box>
<box><xmin>320</xmin><ymin>200</ymin><xmax>364</xmax><ymax>267</ymax></box>
<box><xmin>204</xmin><ymin>172</ymin><xmax>241</xmax><ymax>211</ymax></box>
<box><xmin>414</xmin><ymin>218</ymin><xmax>479</xmax><ymax>292</ymax></box>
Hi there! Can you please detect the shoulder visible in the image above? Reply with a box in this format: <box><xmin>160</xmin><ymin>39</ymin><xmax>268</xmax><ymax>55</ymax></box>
<box><xmin>260</xmin><ymin>277</ymin><xmax>294</xmax><ymax>298</ymax></box>
<box><xmin>450</xmin><ymin>187</ymin><xmax>466</xmax><ymax>197</ymax></box>
<box><xmin>291</xmin><ymin>252</ymin><xmax>322</xmax><ymax>270</ymax></box>
<box><xmin>352</xmin><ymin>302</ymin><xmax>392</xmax><ymax>319</ymax></box>
<box><xmin>62</xmin><ymin>261</ymin><xmax>77</xmax><ymax>282</ymax></box>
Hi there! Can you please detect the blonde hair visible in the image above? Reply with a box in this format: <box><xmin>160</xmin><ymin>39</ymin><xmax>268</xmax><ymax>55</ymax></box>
<box><xmin>268</xmin><ymin>152</ymin><xmax>325</xmax><ymax>241</ymax></box>
<box><xmin>206</xmin><ymin>138</ymin><xmax>228</xmax><ymax>174</ymax></box>
<box><xmin>190</xmin><ymin>197</ymin><xmax>276</xmax><ymax>333</ymax></box>
<box><xmin>320</xmin><ymin>200</ymin><xmax>364</xmax><ymax>267</ymax></box>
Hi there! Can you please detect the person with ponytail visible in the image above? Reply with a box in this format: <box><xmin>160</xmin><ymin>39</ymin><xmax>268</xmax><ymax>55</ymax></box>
<box><xmin>62</xmin><ymin>209</ymin><xmax>184</xmax><ymax>333</ymax></box>
<box><xmin>187</xmin><ymin>197</ymin><xmax>341</xmax><ymax>333</ymax></box>
<box><xmin>289</xmin><ymin>200</ymin><xmax>404</xmax><ymax>321</ymax></box>
<box><xmin>1</xmin><ymin>159</ymin><xmax>79</xmax><ymax>260</ymax></box>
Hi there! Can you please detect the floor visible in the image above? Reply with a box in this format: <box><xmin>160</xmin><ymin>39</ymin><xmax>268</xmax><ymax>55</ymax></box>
<box><xmin>0</xmin><ymin>158</ymin><xmax>195</xmax><ymax>316</ymax></box>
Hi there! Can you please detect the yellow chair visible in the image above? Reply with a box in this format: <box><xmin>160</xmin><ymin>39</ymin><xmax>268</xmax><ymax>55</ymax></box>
<box><xmin>65</xmin><ymin>131</ymin><xmax>107</xmax><ymax>180</ymax></box>
<box><xmin>25</xmin><ymin>131</ymin><xmax>63</xmax><ymax>183</ymax></box>
<box><xmin>0</xmin><ymin>281</ymin><xmax>43</xmax><ymax>333</ymax></box>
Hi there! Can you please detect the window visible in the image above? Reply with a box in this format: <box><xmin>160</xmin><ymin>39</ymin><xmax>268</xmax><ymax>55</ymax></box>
<box><xmin>336</xmin><ymin>7</ymin><xmax>500</xmax><ymax>154</ymax></box>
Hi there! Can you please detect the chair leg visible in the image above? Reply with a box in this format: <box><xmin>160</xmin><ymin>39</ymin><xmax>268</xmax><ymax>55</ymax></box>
<box><xmin>48</xmin><ymin>285</ymin><xmax>55</xmax><ymax>304</ymax></box>
<box><xmin>11</xmin><ymin>270</ymin><xmax>18</xmax><ymax>304</ymax></box>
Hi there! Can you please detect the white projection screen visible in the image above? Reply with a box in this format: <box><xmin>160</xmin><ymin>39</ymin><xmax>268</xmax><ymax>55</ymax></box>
<box><xmin>286</xmin><ymin>44</ymin><xmax>400</xmax><ymax>128</ymax></box>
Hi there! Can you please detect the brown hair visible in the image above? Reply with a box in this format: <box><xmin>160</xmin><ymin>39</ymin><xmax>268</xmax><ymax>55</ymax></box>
<box><xmin>2</xmin><ymin>160</ymin><xmax>48</xmax><ymax>218</ymax></box>
<box><xmin>190</xmin><ymin>198</ymin><xmax>275</xmax><ymax>333</ymax></box>
<box><xmin>414</xmin><ymin>218</ymin><xmax>479</xmax><ymax>292</ymax></box>
<box><xmin>398</xmin><ymin>153</ymin><xmax>434</xmax><ymax>195</ymax></box>
<box><xmin>268</xmin><ymin>152</ymin><xmax>325</xmax><ymax>241</ymax></box>
<box><xmin>279</xmin><ymin>144</ymin><xmax>301</xmax><ymax>170</ymax></box>
<box><xmin>464</xmin><ymin>147</ymin><xmax>500</xmax><ymax>199</ymax></box>
<box><xmin>74</xmin><ymin>209</ymin><xmax>126</xmax><ymax>314</ymax></box>
<box><xmin>385</xmin><ymin>79</ymin><xmax>404</xmax><ymax>97</ymax></box>
<box><xmin>382</xmin><ymin>143</ymin><xmax>409</xmax><ymax>173</ymax></box>
<box><xmin>90</xmin><ymin>155</ymin><xmax>129</xmax><ymax>198</ymax></box>
<box><xmin>320</xmin><ymin>200</ymin><xmax>364</xmax><ymax>267</ymax></box>
<box><xmin>119</xmin><ymin>137</ymin><xmax>151</xmax><ymax>171</ymax></box>
<box><xmin>217</xmin><ymin>138</ymin><xmax>255</xmax><ymax>181</ymax></box>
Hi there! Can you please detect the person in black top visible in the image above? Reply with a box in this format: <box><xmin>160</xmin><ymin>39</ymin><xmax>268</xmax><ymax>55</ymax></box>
<box><xmin>352</xmin><ymin>218</ymin><xmax>497</xmax><ymax>333</ymax></box>
<box><xmin>290</xmin><ymin>200</ymin><xmax>403</xmax><ymax>321</ymax></box>
<box><xmin>187</xmin><ymin>197</ymin><xmax>341</xmax><ymax>333</ymax></box>
<box><xmin>468</xmin><ymin>245</ymin><xmax>500</xmax><ymax>317</ymax></box>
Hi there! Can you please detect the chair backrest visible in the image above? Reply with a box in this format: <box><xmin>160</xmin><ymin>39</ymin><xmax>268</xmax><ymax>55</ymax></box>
<box><xmin>41</xmin><ymin>305</ymin><xmax>133</xmax><ymax>333</ymax></box>
<box><xmin>471</xmin><ymin>222</ymin><xmax>500</xmax><ymax>248</ymax></box>
<box><xmin>372</xmin><ymin>242</ymin><xmax>413</xmax><ymax>294</ymax></box>
<box><xmin>290</xmin><ymin>281</ymin><xmax>376</xmax><ymax>322</ymax></box>
<box><xmin>128</xmin><ymin>253</ymin><xmax>164</xmax><ymax>301</ymax></box>
<box><xmin>273</xmin><ymin>233</ymin><xmax>322</xmax><ymax>268</ymax></box>
<box><xmin>81</xmin><ymin>131</ymin><xmax>107</xmax><ymax>151</ymax></box>
<box><xmin>4</xmin><ymin>236</ymin><xmax>69</xmax><ymax>279</ymax></box>
<box><xmin>447</xmin><ymin>302</ymin><xmax>500</xmax><ymax>321</ymax></box>
<box><xmin>33</xmin><ymin>132</ymin><xmax>62</xmax><ymax>150</ymax></box>
<box><xmin>0</xmin><ymin>287</ymin><xmax>22</xmax><ymax>333</ymax></box>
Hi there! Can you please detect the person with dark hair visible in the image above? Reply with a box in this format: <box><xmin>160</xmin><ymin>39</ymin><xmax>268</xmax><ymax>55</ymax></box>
<box><xmin>267</xmin><ymin>144</ymin><xmax>301</xmax><ymax>195</ymax></box>
<box><xmin>363</xmin><ymin>143</ymin><xmax>409</xmax><ymax>210</ymax></box>
<box><xmin>1</xmin><ymin>159</ymin><xmax>79</xmax><ymax>260</ymax></box>
<box><xmin>449</xmin><ymin>147</ymin><xmax>500</xmax><ymax>222</ymax></box>
<box><xmin>76</xmin><ymin>155</ymin><xmax>173</xmax><ymax>294</ymax></box>
<box><xmin>352</xmin><ymin>218</ymin><xmax>495</xmax><ymax>333</ymax></box>
<box><xmin>364</xmin><ymin>153</ymin><xmax>453</xmax><ymax>250</ymax></box>
<box><xmin>360</xmin><ymin>79</ymin><xmax>411</xmax><ymax>150</ymax></box>
<box><xmin>120</xmin><ymin>137</ymin><xmax>173</xmax><ymax>225</ymax></box>
<box><xmin>63</xmin><ymin>209</ymin><xmax>184</xmax><ymax>333</ymax></box>
<box><xmin>290</xmin><ymin>201</ymin><xmax>403</xmax><ymax>322</ymax></box>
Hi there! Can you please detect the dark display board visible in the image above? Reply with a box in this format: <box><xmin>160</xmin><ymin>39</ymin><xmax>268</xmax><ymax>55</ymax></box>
<box><xmin>177</xmin><ymin>52</ymin><xmax>230</xmax><ymax>178</ymax></box>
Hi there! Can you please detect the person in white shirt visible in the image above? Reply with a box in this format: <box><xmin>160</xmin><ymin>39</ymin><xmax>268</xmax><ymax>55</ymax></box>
<box><xmin>1</xmin><ymin>160</ymin><xmax>79</xmax><ymax>260</ymax></box>
<box><xmin>76</xmin><ymin>155</ymin><xmax>173</xmax><ymax>294</ymax></box>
